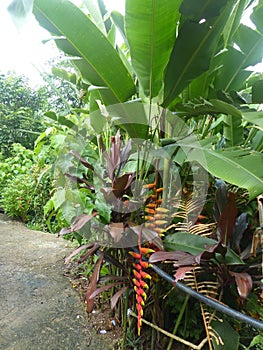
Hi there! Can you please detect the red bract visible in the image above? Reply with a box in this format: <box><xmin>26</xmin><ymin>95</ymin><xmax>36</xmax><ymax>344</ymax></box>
<box><xmin>129</xmin><ymin>244</ymin><xmax>154</xmax><ymax>335</ymax></box>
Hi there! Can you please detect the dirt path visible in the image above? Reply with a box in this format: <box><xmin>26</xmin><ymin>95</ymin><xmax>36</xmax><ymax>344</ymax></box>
<box><xmin>0</xmin><ymin>214</ymin><xmax>113</xmax><ymax>350</ymax></box>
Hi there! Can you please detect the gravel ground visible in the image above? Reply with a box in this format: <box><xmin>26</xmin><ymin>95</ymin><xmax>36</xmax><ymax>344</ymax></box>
<box><xmin>0</xmin><ymin>214</ymin><xmax>113</xmax><ymax>350</ymax></box>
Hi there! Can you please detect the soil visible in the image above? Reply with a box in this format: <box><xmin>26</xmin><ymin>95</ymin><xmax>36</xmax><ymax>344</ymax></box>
<box><xmin>0</xmin><ymin>214</ymin><xmax>122</xmax><ymax>350</ymax></box>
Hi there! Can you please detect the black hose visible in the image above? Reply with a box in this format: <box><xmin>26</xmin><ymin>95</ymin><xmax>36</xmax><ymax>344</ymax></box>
<box><xmin>99</xmin><ymin>249</ymin><xmax>263</xmax><ymax>331</ymax></box>
<box><xmin>151</xmin><ymin>264</ymin><xmax>263</xmax><ymax>331</ymax></box>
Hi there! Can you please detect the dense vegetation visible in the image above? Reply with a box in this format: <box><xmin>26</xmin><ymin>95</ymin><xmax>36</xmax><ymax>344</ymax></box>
<box><xmin>3</xmin><ymin>0</ymin><xmax>263</xmax><ymax>349</ymax></box>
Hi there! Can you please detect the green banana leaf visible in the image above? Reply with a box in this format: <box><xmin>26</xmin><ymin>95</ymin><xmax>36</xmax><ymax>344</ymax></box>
<box><xmin>168</xmin><ymin>99</ymin><xmax>242</xmax><ymax>118</ymax></box>
<box><xmin>125</xmin><ymin>0</ymin><xmax>180</xmax><ymax>99</ymax></box>
<box><xmin>33</xmin><ymin>0</ymin><xmax>135</xmax><ymax>102</ymax></box>
<box><xmin>163</xmin><ymin>0</ymin><xmax>236</xmax><ymax>106</ymax></box>
<box><xmin>181</xmin><ymin>143</ymin><xmax>263</xmax><ymax>200</ymax></box>
<box><xmin>252</xmin><ymin>80</ymin><xmax>263</xmax><ymax>103</ymax></box>
<box><xmin>242</xmin><ymin>111</ymin><xmax>263</xmax><ymax>128</ymax></box>
<box><xmin>221</xmin><ymin>0</ymin><xmax>248</xmax><ymax>45</ymax></box>
<box><xmin>83</xmin><ymin>0</ymin><xmax>106</xmax><ymax>34</ymax></box>
<box><xmin>223</xmin><ymin>115</ymin><xmax>244</xmax><ymax>146</ymax></box>
<box><xmin>214</xmin><ymin>24</ymin><xmax>263</xmax><ymax>91</ymax></box>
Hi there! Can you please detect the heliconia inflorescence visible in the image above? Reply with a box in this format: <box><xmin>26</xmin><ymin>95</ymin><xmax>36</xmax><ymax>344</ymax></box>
<box><xmin>129</xmin><ymin>182</ymin><xmax>170</xmax><ymax>335</ymax></box>
<box><xmin>129</xmin><ymin>245</ymin><xmax>154</xmax><ymax>335</ymax></box>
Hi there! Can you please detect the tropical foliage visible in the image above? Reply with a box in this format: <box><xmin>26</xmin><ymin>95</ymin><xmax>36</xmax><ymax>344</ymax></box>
<box><xmin>5</xmin><ymin>0</ymin><xmax>263</xmax><ymax>349</ymax></box>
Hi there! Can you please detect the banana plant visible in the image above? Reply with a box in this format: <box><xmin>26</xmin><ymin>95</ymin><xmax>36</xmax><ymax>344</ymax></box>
<box><xmin>8</xmin><ymin>0</ymin><xmax>263</xmax><ymax>347</ymax></box>
<box><xmin>28</xmin><ymin>0</ymin><xmax>263</xmax><ymax>200</ymax></box>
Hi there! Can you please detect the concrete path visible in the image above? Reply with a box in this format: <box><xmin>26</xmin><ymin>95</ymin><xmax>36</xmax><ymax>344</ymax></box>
<box><xmin>0</xmin><ymin>214</ymin><xmax>112</xmax><ymax>350</ymax></box>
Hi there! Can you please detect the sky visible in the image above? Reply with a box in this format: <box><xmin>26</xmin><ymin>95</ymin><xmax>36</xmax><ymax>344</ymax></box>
<box><xmin>0</xmin><ymin>0</ymin><xmax>125</xmax><ymax>86</ymax></box>
<box><xmin>0</xmin><ymin>0</ymin><xmax>262</xmax><ymax>87</ymax></box>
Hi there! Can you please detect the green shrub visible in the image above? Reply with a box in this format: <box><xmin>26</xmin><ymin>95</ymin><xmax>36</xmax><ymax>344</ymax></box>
<box><xmin>0</xmin><ymin>143</ymin><xmax>53</xmax><ymax>229</ymax></box>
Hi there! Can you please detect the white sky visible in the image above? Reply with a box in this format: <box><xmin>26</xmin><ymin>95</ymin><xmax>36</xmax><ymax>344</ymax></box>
<box><xmin>0</xmin><ymin>0</ymin><xmax>262</xmax><ymax>87</ymax></box>
<box><xmin>0</xmin><ymin>0</ymin><xmax>125</xmax><ymax>86</ymax></box>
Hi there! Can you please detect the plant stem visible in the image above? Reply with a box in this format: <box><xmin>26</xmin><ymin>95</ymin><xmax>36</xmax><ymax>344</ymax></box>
<box><xmin>167</xmin><ymin>294</ymin><xmax>190</xmax><ymax>350</ymax></box>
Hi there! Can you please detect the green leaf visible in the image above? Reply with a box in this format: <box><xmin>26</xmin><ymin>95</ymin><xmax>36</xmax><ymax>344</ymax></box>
<box><xmin>83</xmin><ymin>0</ymin><xmax>106</xmax><ymax>34</ymax></box>
<box><xmin>211</xmin><ymin>320</ymin><xmax>239</xmax><ymax>350</ymax></box>
<box><xmin>222</xmin><ymin>0</ymin><xmax>247</xmax><ymax>45</ymax></box>
<box><xmin>52</xmin><ymin>188</ymin><xmax>66</xmax><ymax>210</ymax></box>
<box><xmin>33</xmin><ymin>0</ymin><xmax>135</xmax><ymax>102</ymax></box>
<box><xmin>125</xmin><ymin>0</ymin><xmax>179</xmax><ymax>98</ymax></box>
<box><xmin>242</xmin><ymin>111</ymin><xmax>263</xmax><ymax>128</ymax></box>
<box><xmin>163</xmin><ymin>0</ymin><xmax>235</xmax><ymax>106</ymax></box>
<box><xmin>180</xmin><ymin>0</ymin><xmax>227</xmax><ymax>21</ymax></box>
<box><xmin>164</xmin><ymin>232</ymin><xmax>218</xmax><ymax>255</ymax></box>
<box><xmin>252</xmin><ymin>80</ymin><xmax>263</xmax><ymax>103</ymax></box>
<box><xmin>247</xmin><ymin>334</ymin><xmax>263</xmax><ymax>349</ymax></box>
<box><xmin>214</xmin><ymin>25</ymin><xmax>263</xmax><ymax>91</ymax></box>
<box><xmin>111</xmin><ymin>11</ymin><xmax>127</xmax><ymax>45</ymax></box>
<box><xmin>251</xmin><ymin>1</ymin><xmax>263</xmax><ymax>33</ymax></box>
<box><xmin>209</xmin><ymin>99</ymin><xmax>242</xmax><ymax>117</ymax></box>
<box><xmin>170</xmin><ymin>99</ymin><xmax>242</xmax><ymax>118</ymax></box>
<box><xmin>223</xmin><ymin>115</ymin><xmax>244</xmax><ymax>146</ymax></box>
<box><xmin>107</xmin><ymin>101</ymin><xmax>149</xmax><ymax>140</ymax></box>
<box><xmin>183</xmin><ymin>143</ymin><xmax>263</xmax><ymax>200</ymax></box>
<box><xmin>164</xmin><ymin>232</ymin><xmax>243</xmax><ymax>264</ymax></box>
<box><xmin>51</xmin><ymin>67</ymin><xmax>77</xmax><ymax>85</ymax></box>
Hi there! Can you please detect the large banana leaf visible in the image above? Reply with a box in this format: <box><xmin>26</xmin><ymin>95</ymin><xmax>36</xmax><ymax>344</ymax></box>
<box><xmin>163</xmin><ymin>0</ymin><xmax>236</xmax><ymax>107</ymax></box>
<box><xmin>83</xmin><ymin>0</ymin><xmax>106</xmax><ymax>34</ymax></box>
<box><xmin>172</xmin><ymin>141</ymin><xmax>263</xmax><ymax>200</ymax></box>
<box><xmin>33</xmin><ymin>0</ymin><xmax>135</xmax><ymax>102</ymax></box>
<box><xmin>214</xmin><ymin>24</ymin><xmax>263</xmax><ymax>91</ymax></box>
<box><xmin>242</xmin><ymin>111</ymin><xmax>263</xmax><ymax>128</ymax></box>
<box><xmin>221</xmin><ymin>0</ymin><xmax>248</xmax><ymax>46</ymax></box>
<box><xmin>125</xmin><ymin>0</ymin><xmax>180</xmax><ymax>99</ymax></box>
<box><xmin>223</xmin><ymin>115</ymin><xmax>244</xmax><ymax>146</ymax></box>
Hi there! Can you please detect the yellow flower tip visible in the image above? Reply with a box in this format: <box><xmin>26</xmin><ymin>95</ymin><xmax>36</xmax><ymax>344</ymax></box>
<box><xmin>139</xmin><ymin>247</ymin><xmax>155</xmax><ymax>254</ymax></box>
<box><xmin>155</xmin><ymin>207</ymin><xmax>170</xmax><ymax>213</ymax></box>
<box><xmin>154</xmin><ymin>220</ymin><xmax>168</xmax><ymax>226</ymax></box>
<box><xmin>140</xmin><ymin>271</ymin><xmax>152</xmax><ymax>279</ymax></box>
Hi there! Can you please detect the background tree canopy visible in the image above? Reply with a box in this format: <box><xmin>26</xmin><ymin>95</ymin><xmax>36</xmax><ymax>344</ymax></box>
<box><xmin>0</xmin><ymin>72</ymin><xmax>80</xmax><ymax>157</ymax></box>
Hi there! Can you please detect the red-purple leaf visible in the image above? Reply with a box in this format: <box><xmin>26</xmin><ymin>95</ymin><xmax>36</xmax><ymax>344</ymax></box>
<box><xmin>149</xmin><ymin>250</ymin><xmax>203</xmax><ymax>266</ymax></box>
<box><xmin>79</xmin><ymin>244</ymin><xmax>100</xmax><ymax>263</ymax></box>
<box><xmin>230</xmin><ymin>271</ymin><xmax>253</xmax><ymax>299</ymax></box>
<box><xmin>149</xmin><ymin>251</ymin><xmax>194</xmax><ymax>263</ymax></box>
<box><xmin>85</xmin><ymin>252</ymin><xmax>104</xmax><ymax>313</ymax></box>
<box><xmin>112</xmin><ymin>173</ymin><xmax>133</xmax><ymax>198</ymax></box>
<box><xmin>58</xmin><ymin>227</ymin><xmax>71</xmax><ymax>236</ymax></box>
<box><xmin>89</xmin><ymin>281</ymin><xmax>127</xmax><ymax>300</ymax></box>
<box><xmin>71</xmin><ymin>213</ymin><xmax>98</xmax><ymax>231</ymax></box>
<box><xmin>65</xmin><ymin>173</ymin><xmax>94</xmax><ymax>190</ymax></box>
<box><xmin>111</xmin><ymin>286</ymin><xmax>128</xmax><ymax>309</ymax></box>
<box><xmin>120</xmin><ymin>139</ymin><xmax>132</xmax><ymax>166</ymax></box>
<box><xmin>109</xmin><ymin>223</ymin><xmax>124</xmax><ymax>242</ymax></box>
<box><xmin>64</xmin><ymin>243</ymin><xmax>94</xmax><ymax>264</ymax></box>
<box><xmin>59</xmin><ymin>212</ymin><xmax>98</xmax><ymax>237</ymax></box>
<box><xmin>230</xmin><ymin>213</ymin><xmax>248</xmax><ymax>253</ymax></box>
<box><xmin>219</xmin><ymin>192</ymin><xmax>238</xmax><ymax>243</ymax></box>
<box><xmin>70</xmin><ymin>150</ymin><xmax>94</xmax><ymax>170</ymax></box>
<box><xmin>174</xmin><ymin>266</ymin><xmax>194</xmax><ymax>285</ymax></box>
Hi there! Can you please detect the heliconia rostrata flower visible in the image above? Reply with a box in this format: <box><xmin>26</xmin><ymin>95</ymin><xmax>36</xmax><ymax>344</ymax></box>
<box><xmin>129</xmin><ymin>183</ymin><xmax>170</xmax><ymax>335</ymax></box>
<box><xmin>129</xmin><ymin>246</ymin><xmax>154</xmax><ymax>335</ymax></box>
